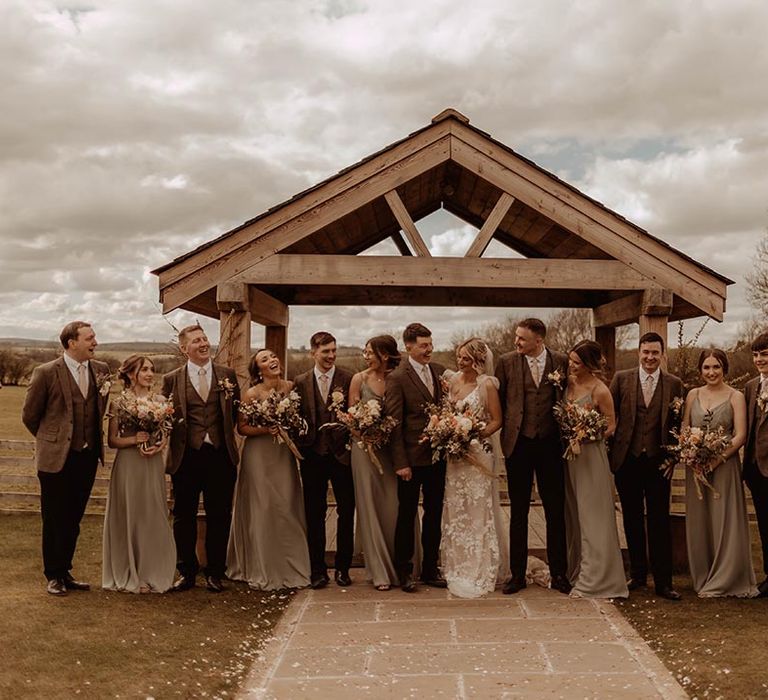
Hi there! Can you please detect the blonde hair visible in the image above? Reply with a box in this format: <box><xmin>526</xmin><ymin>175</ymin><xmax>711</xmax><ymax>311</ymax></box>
<box><xmin>457</xmin><ymin>337</ymin><xmax>491</xmax><ymax>374</ymax></box>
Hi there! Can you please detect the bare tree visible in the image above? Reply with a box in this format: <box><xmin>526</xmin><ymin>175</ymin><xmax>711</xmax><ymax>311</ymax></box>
<box><xmin>747</xmin><ymin>229</ymin><xmax>768</xmax><ymax>316</ymax></box>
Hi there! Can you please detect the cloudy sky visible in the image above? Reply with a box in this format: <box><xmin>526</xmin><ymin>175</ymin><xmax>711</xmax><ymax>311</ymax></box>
<box><xmin>1</xmin><ymin>0</ymin><xmax>767</xmax><ymax>350</ymax></box>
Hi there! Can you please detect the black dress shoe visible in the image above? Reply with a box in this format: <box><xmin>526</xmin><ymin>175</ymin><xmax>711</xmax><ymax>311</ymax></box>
<box><xmin>550</xmin><ymin>575</ymin><xmax>572</xmax><ymax>594</ymax></box>
<box><xmin>310</xmin><ymin>574</ymin><xmax>329</xmax><ymax>589</ymax></box>
<box><xmin>757</xmin><ymin>578</ymin><xmax>768</xmax><ymax>597</ymax></box>
<box><xmin>400</xmin><ymin>574</ymin><xmax>417</xmax><ymax>592</ymax></box>
<box><xmin>205</xmin><ymin>576</ymin><xmax>224</xmax><ymax>592</ymax></box>
<box><xmin>421</xmin><ymin>571</ymin><xmax>448</xmax><ymax>588</ymax></box>
<box><xmin>656</xmin><ymin>586</ymin><xmax>682</xmax><ymax>601</ymax></box>
<box><xmin>626</xmin><ymin>578</ymin><xmax>647</xmax><ymax>591</ymax></box>
<box><xmin>334</xmin><ymin>570</ymin><xmax>352</xmax><ymax>587</ymax></box>
<box><xmin>171</xmin><ymin>575</ymin><xmax>195</xmax><ymax>592</ymax></box>
<box><xmin>503</xmin><ymin>577</ymin><xmax>527</xmax><ymax>595</ymax></box>
<box><xmin>62</xmin><ymin>573</ymin><xmax>90</xmax><ymax>591</ymax></box>
<box><xmin>47</xmin><ymin>579</ymin><xmax>67</xmax><ymax>596</ymax></box>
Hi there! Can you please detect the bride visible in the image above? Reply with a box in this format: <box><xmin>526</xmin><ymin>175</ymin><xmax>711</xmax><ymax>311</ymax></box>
<box><xmin>441</xmin><ymin>338</ymin><xmax>509</xmax><ymax>598</ymax></box>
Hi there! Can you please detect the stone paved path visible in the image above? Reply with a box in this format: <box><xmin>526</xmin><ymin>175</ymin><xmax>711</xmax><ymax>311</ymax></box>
<box><xmin>239</xmin><ymin>570</ymin><xmax>686</xmax><ymax>700</ymax></box>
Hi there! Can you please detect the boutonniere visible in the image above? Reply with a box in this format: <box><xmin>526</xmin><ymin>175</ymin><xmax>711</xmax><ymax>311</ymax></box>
<box><xmin>329</xmin><ymin>389</ymin><xmax>345</xmax><ymax>412</ymax></box>
<box><xmin>758</xmin><ymin>389</ymin><xmax>768</xmax><ymax>414</ymax></box>
<box><xmin>546</xmin><ymin>369</ymin><xmax>565</xmax><ymax>390</ymax></box>
<box><xmin>96</xmin><ymin>373</ymin><xmax>113</xmax><ymax>397</ymax></box>
<box><xmin>670</xmin><ymin>396</ymin><xmax>684</xmax><ymax>419</ymax></box>
<box><xmin>217</xmin><ymin>377</ymin><xmax>236</xmax><ymax>401</ymax></box>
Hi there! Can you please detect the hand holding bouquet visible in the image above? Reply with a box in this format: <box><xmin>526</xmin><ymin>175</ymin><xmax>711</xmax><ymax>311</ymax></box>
<box><xmin>329</xmin><ymin>395</ymin><xmax>398</xmax><ymax>475</ymax></box>
<box><xmin>553</xmin><ymin>399</ymin><xmax>609</xmax><ymax>461</ymax></box>
<box><xmin>419</xmin><ymin>397</ymin><xmax>493</xmax><ymax>478</ymax></box>
<box><xmin>664</xmin><ymin>419</ymin><xmax>730</xmax><ymax>499</ymax></box>
<box><xmin>238</xmin><ymin>389</ymin><xmax>307</xmax><ymax>462</ymax></box>
<box><xmin>114</xmin><ymin>391</ymin><xmax>176</xmax><ymax>452</ymax></box>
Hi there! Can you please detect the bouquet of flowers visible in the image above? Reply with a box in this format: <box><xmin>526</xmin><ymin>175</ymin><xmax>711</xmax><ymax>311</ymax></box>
<box><xmin>113</xmin><ymin>391</ymin><xmax>176</xmax><ymax>449</ymax></box>
<box><xmin>238</xmin><ymin>389</ymin><xmax>307</xmax><ymax>462</ymax></box>
<box><xmin>553</xmin><ymin>399</ymin><xmax>609</xmax><ymax>461</ymax></box>
<box><xmin>419</xmin><ymin>397</ymin><xmax>493</xmax><ymax>478</ymax></box>
<box><xmin>664</xmin><ymin>414</ymin><xmax>730</xmax><ymax>499</ymax></box>
<box><xmin>328</xmin><ymin>393</ymin><xmax>398</xmax><ymax>474</ymax></box>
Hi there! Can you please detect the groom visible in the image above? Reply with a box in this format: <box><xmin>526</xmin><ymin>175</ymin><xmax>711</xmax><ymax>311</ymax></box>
<box><xmin>386</xmin><ymin>322</ymin><xmax>447</xmax><ymax>592</ymax></box>
<box><xmin>162</xmin><ymin>324</ymin><xmax>240</xmax><ymax>593</ymax></box>
<box><xmin>22</xmin><ymin>321</ymin><xmax>110</xmax><ymax>595</ymax></box>
<box><xmin>495</xmin><ymin>318</ymin><xmax>571</xmax><ymax>594</ymax></box>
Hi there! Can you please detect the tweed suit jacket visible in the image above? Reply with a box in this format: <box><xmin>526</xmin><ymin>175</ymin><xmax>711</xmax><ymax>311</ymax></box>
<box><xmin>22</xmin><ymin>356</ymin><xmax>110</xmax><ymax>473</ymax></box>
<box><xmin>743</xmin><ymin>375</ymin><xmax>768</xmax><ymax>477</ymax></box>
<box><xmin>161</xmin><ymin>363</ymin><xmax>240</xmax><ymax>475</ymax></box>
<box><xmin>609</xmin><ymin>367</ymin><xmax>683</xmax><ymax>473</ymax></box>
<box><xmin>494</xmin><ymin>348</ymin><xmax>568</xmax><ymax>458</ymax></box>
<box><xmin>384</xmin><ymin>360</ymin><xmax>446</xmax><ymax>469</ymax></box>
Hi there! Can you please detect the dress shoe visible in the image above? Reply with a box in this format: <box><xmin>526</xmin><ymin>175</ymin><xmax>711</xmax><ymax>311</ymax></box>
<box><xmin>757</xmin><ymin>578</ymin><xmax>768</xmax><ymax>598</ymax></box>
<box><xmin>62</xmin><ymin>573</ymin><xmax>90</xmax><ymax>591</ymax></box>
<box><xmin>400</xmin><ymin>574</ymin><xmax>417</xmax><ymax>592</ymax></box>
<box><xmin>47</xmin><ymin>579</ymin><xmax>67</xmax><ymax>596</ymax></box>
<box><xmin>626</xmin><ymin>578</ymin><xmax>647</xmax><ymax>591</ymax></box>
<box><xmin>310</xmin><ymin>574</ymin><xmax>329</xmax><ymax>589</ymax></box>
<box><xmin>503</xmin><ymin>577</ymin><xmax>527</xmax><ymax>595</ymax></box>
<box><xmin>550</xmin><ymin>575</ymin><xmax>572</xmax><ymax>594</ymax></box>
<box><xmin>171</xmin><ymin>575</ymin><xmax>196</xmax><ymax>592</ymax></box>
<box><xmin>655</xmin><ymin>586</ymin><xmax>682</xmax><ymax>601</ymax></box>
<box><xmin>421</xmin><ymin>571</ymin><xmax>448</xmax><ymax>588</ymax></box>
<box><xmin>334</xmin><ymin>570</ymin><xmax>352</xmax><ymax>587</ymax></box>
<box><xmin>205</xmin><ymin>576</ymin><xmax>224</xmax><ymax>593</ymax></box>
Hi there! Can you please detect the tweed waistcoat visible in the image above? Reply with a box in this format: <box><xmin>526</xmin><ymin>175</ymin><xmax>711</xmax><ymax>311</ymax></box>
<box><xmin>629</xmin><ymin>376</ymin><xmax>663</xmax><ymax>458</ymax></box>
<box><xmin>519</xmin><ymin>355</ymin><xmax>558</xmax><ymax>440</ymax></box>
<box><xmin>67</xmin><ymin>369</ymin><xmax>100</xmax><ymax>452</ymax></box>
<box><xmin>185</xmin><ymin>372</ymin><xmax>223</xmax><ymax>450</ymax></box>
<box><xmin>312</xmin><ymin>379</ymin><xmax>334</xmax><ymax>455</ymax></box>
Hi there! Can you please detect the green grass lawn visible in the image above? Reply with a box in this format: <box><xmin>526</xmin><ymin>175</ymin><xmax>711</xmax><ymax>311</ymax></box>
<box><xmin>0</xmin><ymin>385</ymin><xmax>27</xmax><ymax>439</ymax></box>
<box><xmin>617</xmin><ymin>527</ymin><xmax>768</xmax><ymax>699</ymax></box>
<box><xmin>0</xmin><ymin>513</ymin><xmax>292</xmax><ymax>699</ymax></box>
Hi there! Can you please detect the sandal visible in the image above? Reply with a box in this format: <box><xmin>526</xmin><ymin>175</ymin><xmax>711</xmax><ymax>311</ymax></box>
<box><xmin>375</xmin><ymin>584</ymin><xmax>391</xmax><ymax>591</ymax></box>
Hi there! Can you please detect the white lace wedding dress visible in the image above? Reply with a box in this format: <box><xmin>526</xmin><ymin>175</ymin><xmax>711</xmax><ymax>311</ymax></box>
<box><xmin>441</xmin><ymin>374</ymin><xmax>509</xmax><ymax>598</ymax></box>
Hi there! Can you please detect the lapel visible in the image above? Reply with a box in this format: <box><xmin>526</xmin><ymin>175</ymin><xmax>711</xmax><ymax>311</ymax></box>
<box><xmin>211</xmin><ymin>364</ymin><xmax>226</xmax><ymax>413</ymax></box>
<box><xmin>305</xmin><ymin>371</ymin><xmax>318</xmax><ymax>427</ymax></box>
<box><xmin>659</xmin><ymin>371</ymin><xmax>671</xmax><ymax>426</ymax></box>
<box><xmin>745</xmin><ymin>378</ymin><xmax>757</xmax><ymax>438</ymax></box>
<box><xmin>55</xmin><ymin>357</ymin><xmax>74</xmax><ymax>413</ymax></box>
<box><xmin>627</xmin><ymin>370</ymin><xmax>639</xmax><ymax>425</ymax></box>
<box><xmin>405</xmin><ymin>362</ymin><xmax>434</xmax><ymax>404</ymax></box>
<box><xmin>175</xmin><ymin>366</ymin><xmax>188</xmax><ymax>419</ymax></box>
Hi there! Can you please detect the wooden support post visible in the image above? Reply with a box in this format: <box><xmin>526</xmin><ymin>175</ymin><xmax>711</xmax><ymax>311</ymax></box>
<box><xmin>638</xmin><ymin>288</ymin><xmax>673</xmax><ymax>370</ymax></box>
<box><xmin>265</xmin><ymin>326</ymin><xmax>288</xmax><ymax>376</ymax></box>
<box><xmin>216</xmin><ymin>282</ymin><xmax>252</xmax><ymax>386</ymax></box>
<box><xmin>218</xmin><ymin>310</ymin><xmax>251</xmax><ymax>387</ymax></box>
<box><xmin>594</xmin><ymin>326</ymin><xmax>617</xmax><ymax>380</ymax></box>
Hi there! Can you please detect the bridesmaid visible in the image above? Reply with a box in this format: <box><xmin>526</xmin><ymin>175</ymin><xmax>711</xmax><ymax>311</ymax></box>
<box><xmin>103</xmin><ymin>355</ymin><xmax>176</xmax><ymax>593</ymax></box>
<box><xmin>227</xmin><ymin>349</ymin><xmax>310</xmax><ymax>590</ymax></box>
<box><xmin>349</xmin><ymin>335</ymin><xmax>404</xmax><ymax>591</ymax></box>
<box><xmin>682</xmin><ymin>349</ymin><xmax>757</xmax><ymax>597</ymax></box>
<box><xmin>563</xmin><ymin>341</ymin><xmax>628</xmax><ymax>599</ymax></box>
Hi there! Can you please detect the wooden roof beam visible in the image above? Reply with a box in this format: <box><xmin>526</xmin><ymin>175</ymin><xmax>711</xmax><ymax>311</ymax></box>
<box><xmin>592</xmin><ymin>288</ymin><xmax>673</xmax><ymax>328</ymax></box>
<box><xmin>237</xmin><ymin>255</ymin><xmax>649</xmax><ymax>291</ymax></box>
<box><xmin>465</xmin><ymin>192</ymin><xmax>515</xmax><ymax>257</ymax></box>
<box><xmin>390</xmin><ymin>230</ymin><xmax>414</xmax><ymax>256</ymax></box>
<box><xmin>384</xmin><ymin>190</ymin><xmax>431</xmax><ymax>257</ymax></box>
<box><xmin>216</xmin><ymin>281</ymin><xmax>288</xmax><ymax>326</ymax></box>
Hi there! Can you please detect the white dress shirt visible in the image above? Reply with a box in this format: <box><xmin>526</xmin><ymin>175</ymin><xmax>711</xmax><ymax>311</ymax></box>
<box><xmin>639</xmin><ymin>367</ymin><xmax>661</xmax><ymax>398</ymax></box>
<box><xmin>314</xmin><ymin>366</ymin><xmax>336</xmax><ymax>397</ymax></box>
<box><xmin>187</xmin><ymin>359</ymin><xmax>213</xmax><ymax>396</ymax></box>
<box><xmin>409</xmin><ymin>356</ymin><xmax>434</xmax><ymax>395</ymax></box>
<box><xmin>527</xmin><ymin>348</ymin><xmax>547</xmax><ymax>384</ymax></box>
<box><xmin>63</xmin><ymin>353</ymin><xmax>89</xmax><ymax>393</ymax></box>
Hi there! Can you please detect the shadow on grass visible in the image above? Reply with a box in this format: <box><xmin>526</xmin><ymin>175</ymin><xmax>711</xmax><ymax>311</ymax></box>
<box><xmin>0</xmin><ymin>512</ymin><xmax>293</xmax><ymax>699</ymax></box>
<box><xmin>616</xmin><ymin>528</ymin><xmax>768</xmax><ymax>699</ymax></box>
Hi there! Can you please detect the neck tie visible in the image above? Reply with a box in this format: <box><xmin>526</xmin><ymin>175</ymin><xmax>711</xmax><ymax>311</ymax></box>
<box><xmin>319</xmin><ymin>373</ymin><xmax>329</xmax><ymax>402</ymax></box>
<box><xmin>197</xmin><ymin>367</ymin><xmax>209</xmax><ymax>401</ymax></box>
<box><xmin>421</xmin><ymin>365</ymin><xmax>434</xmax><ymax>396</ymax></box>
<box><xmin>530</xmin><ymin>358</ymin><xmax>540</xmax><ymax>387</ymax></box>
<box><xmin>643</xmin><ymin>374</ymin><xmax>654</xmax><ymax>407</ymax></box>
<box><xmin>77</xmin><ymin>363</ymin><xmax>88</xmax><ymax>397</ymax></box>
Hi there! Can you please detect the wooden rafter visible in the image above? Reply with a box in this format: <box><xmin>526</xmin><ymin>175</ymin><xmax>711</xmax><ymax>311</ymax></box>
<box><xmin>390</xmin><ymin>230</ymin><xmax>414</xmax><ymax>256</ymax></box>
<box><xmin>236</xmin><ymin>255</ymin><xmax>648</xmax><ymax>291</ymax></box>
<box><xmin>465</xmin><ymin>192</ymin><xmax>515</xmax><ymax>257</ymax></box>
<box><xmin>384</xmin><ymin>190</ymin><xmax>431</xmax><ymax>257</ymax></box>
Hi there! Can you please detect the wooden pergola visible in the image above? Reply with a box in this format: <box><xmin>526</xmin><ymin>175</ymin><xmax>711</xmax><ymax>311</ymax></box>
<box><xmin>153</xmin><ymin>108</ymin><xmax>731</xmax><ymax>380</ymax></box>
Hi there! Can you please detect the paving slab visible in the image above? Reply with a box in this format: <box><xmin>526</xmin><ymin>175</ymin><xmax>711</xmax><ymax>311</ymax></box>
<box><xmin>239</xmin><ymin>570</ymin><xmax>687</xmax><ymax>700</ymax></box>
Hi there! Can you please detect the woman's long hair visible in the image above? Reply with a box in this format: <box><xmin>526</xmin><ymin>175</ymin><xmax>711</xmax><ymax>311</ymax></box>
<box><xmin>570</xmin><ymin>340</ymin><xmax>606</xmax><ymax>377</ymax></box>
<box><xmin>118</xmin><ymin>354</ymin><xmax>153</xmax><ymax>388</ymax></box>
<box><xmin>367</xmin><ymin>335</ymin><xmax>401</xmax><ymax>372</ymax></box>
